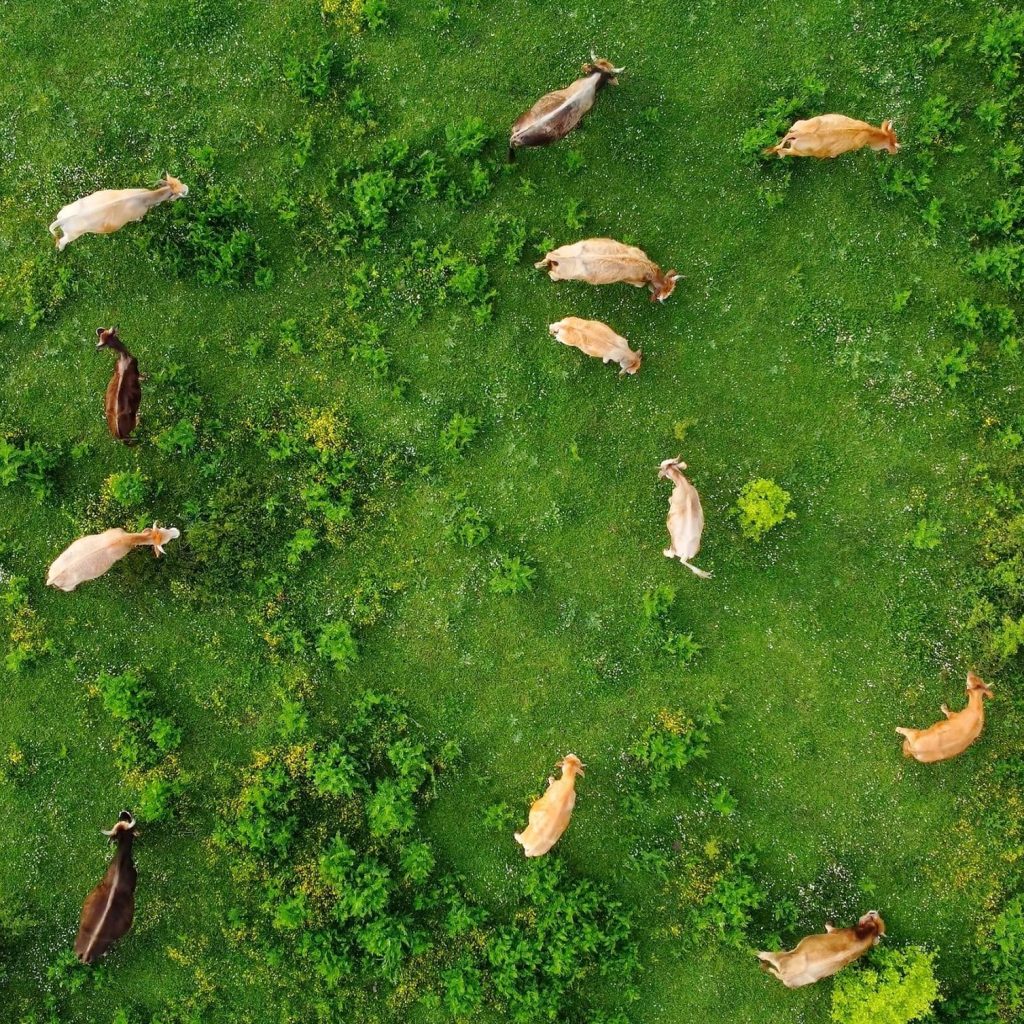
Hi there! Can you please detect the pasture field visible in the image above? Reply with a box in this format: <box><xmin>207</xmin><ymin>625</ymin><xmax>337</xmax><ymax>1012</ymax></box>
<box><xmin>1</xmin><ymin>1</ymin><xmax>1023</xmax><ymax>1022</ymax></box>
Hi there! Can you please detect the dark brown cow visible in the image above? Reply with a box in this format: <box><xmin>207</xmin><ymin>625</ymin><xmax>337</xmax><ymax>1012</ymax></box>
<box><xmin>96</xmin><ymin>327</ymin><xmax>141</xmax><ymax>442</ymax></box>
<box><xmin>74</xmin><ymin>810</ymin><xmax>138</xmax><ymax>964</ymax></box>
<box><xmin>509</xmin><ymin>54</ymin><xmax>624</xmax><ymax>160</ymax></box>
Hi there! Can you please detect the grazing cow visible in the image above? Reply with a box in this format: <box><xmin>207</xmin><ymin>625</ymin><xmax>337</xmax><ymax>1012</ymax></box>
<box><xmin>764</xmin><ymin>115</ymin><xmax>899</xmax><ymax>159</ymax></box>
<box><xmin>514</xmin><ymin>754</ymin><xmax>584</xmax><ymax>857</ymax></box>
<box><xmin>659</xmin><ymin>458</ymin><xmax>710</xmax><ymax>578</ymax></box>
<box><xmin>758</xmin><ymin>911</ymin><xmax>886</xmax><ymax>989</ymax></box>
<box><xmin>536</xmin><ymin>238</ymin><xmax>683</xmax><ymax>303</ymax></box>
<box><xmin>75</xmin><ymin>811</ymin><xmax>139</xmax><ymax>965</ymax></box>
<box><xmin>46</xmin><ymin>525</ymin><xmax>180</xmax><ymax>592</ymax></box>
<box><xmin>49</xmin><ymin>173</ymin><xmax>188</xmax><ymax>251</ymax></box>
<box><xmin>509</xmin><ymin>54</ymin><xmax>624</xmax><ymax>160</ymax></box>
<box><xmin>96</xmin><ymin>327</ymin><xmax>142</xmax><ymax>442</ymax></box>
<box><xmin>549</xmin><ymin>317</ymin><xmax>641</xmax><ymax>375</ymax></box>
<box><xmin>896</xmin><ymin>672</ymin><xmax>993</xmax><ymax>763</ymax></box>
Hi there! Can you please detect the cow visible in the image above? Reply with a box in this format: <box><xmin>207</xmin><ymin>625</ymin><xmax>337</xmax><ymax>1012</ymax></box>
<box><xmin>75</xmin><ymin>811</ymin><xmax>139</xmax><ymax>965</ymax></box>
<box><xmin>659</xmin><ymin>458</ymin><xmax>711</xmax><ymax>578</ymax></box>
<box><xmin>536</xmin><ymin>238</ymin><xmax>682</xmax><ymax>303</ymax></box>
<box><xmin>758</xmin><ymin>911</ymin><xmax>886</xmax><ymax>988</ymax></box>
<box><xmin>96</xmin><ymin>327</ymin><xmax>142</xmax><ymax>442</ymax></box>
<box><xmin>896</xmin><ymin>672</ymin><xmax>993</xmax><ymax>763</ymax></box>
<box><xmin>46</xmin><ymin>525</ymin><xmax>180</xmax><ymax>592</ymax></box>
<box><xmin>49</xmin><ymin>173</ymin><xmax>188</xmax><ymax>251</ymax></box>
<box><xmin>509</xmin><ymin>54</ymin><xmax>624</xmax><ymax>160</ymax></box>
<box><xmin>549</xmin><ymin>317</ymin><xmax>641</xmax><ymax>375</ymax></box>
<box><xmin>514</xmin><ymin>754</ymin><xmax>584</xmax><ymax>857</ymax></box>
<box><xmin>764</xmin><ymin>115</ymin><xmax>899</xmax><ymax>159</ymax></box>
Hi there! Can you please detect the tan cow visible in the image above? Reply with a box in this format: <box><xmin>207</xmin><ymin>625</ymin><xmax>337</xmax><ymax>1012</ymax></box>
<box><xmin>549</xmin><ymin>317</ymin><xmax>641</xmax><ymax>375</ymax></box>
<box><xmin>764</xmin><ymin>115</ymin><xmax>899</xmax><ymax>159</ymax></box>
<box><xmin>514</xmin><ymin>754</ymin><xmax>584</xmax><ymax>857</ymax></box>
<box><xmin>896</xmin><ymin>671</ymin><xmax>993</xmax><ymax>763</ymax></box>
<box><xmin>509</xmin><ymin>54</ymin><xmax>624</xmax><ymax>160</ymax></box>
<box><xmin>758</xmin><ymin>911</ymin><xmax>886</xmax><ymax>989</ymax></box>
<box><xmin>49</xmin><ymin>174</ymin><xmax>188</xmax><ymax>251</ymax></box>
<box><xmin>659</xmin><ymin>458</ymin><xmax>710</xmax><ymax>578</ymax></box>
<box><xmin>535</xmin><ymin>238</ymin><xmax>682</xmax><ymax>303</ymax></box>
<box><xmin>47</xmin><ymin>525</ymin><xmax>180</xmax><ymax>592</ymax></box>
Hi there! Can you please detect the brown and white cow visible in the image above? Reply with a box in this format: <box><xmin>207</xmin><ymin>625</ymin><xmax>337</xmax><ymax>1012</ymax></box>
<box><xmin>896</xmin><ymin>671</ymin><xmax>993</xmax><ymax>763</ymax></box>
<box><xmin>46</xmin><ymin>525</ymin><xmax>180</xmax><ymax>592</ymax></box>
<box><xmin>758</xmin><ymin>911</ymin><xmax>886</xmax><ymax>988</ymax></box>
<box><xmin>509</xmin><ymin>55</ymin><xmax>624</xmax><ymax>160</ymax></box>
<box><xmin>764</xmin><ymin>115</ymin><xmax>899</xmax><ymax>159</ymax></box>
<box><xmin>536</xmin><ymin>238</ymin><xmax>682</xmax><ymax>303</ymax></box>
<box><xmin>549</xmin><ymin>317</ymin><xmax>641</xmax><ymax>375</ymax></box>
<box><xmin>75</xmin><ymin>811</ymin><xmax>139</xmax><ymax>964</ymax></box>
<box><xmin>49</xmin><ymin>173</ymin><xmax>188</xmax><ymax>251</ymax></box>
<box><xmin>96</xmin><ymin>327</ymin><xmax>142</xmax><ymax>442</ymax></box>
<box><xmin>659</xmin><ymin>458</ymin><xmax>710</xmax><ymax>578</ymax></box>
<box><xmin>514</xmin><ymin>754</ymin><xmax>584</xmax><ymax>857</ymax></box>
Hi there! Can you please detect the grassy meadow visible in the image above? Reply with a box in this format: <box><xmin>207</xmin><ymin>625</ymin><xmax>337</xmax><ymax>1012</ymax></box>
<box><xmin>1</xmin><ymin>1</ymin><xmax>1023</xmax><ymax>1022</ymax></box>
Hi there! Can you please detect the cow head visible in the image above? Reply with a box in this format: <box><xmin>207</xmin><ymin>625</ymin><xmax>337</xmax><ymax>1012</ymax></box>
<box><xmin>95</xmin><ymin>326</ymin><xmax>122</xmax><ymax>350</ymax></box>
<box><xmin>584</xmin><ymin>53</ymin><xmax>625</xmax><ymax>85</ymax></box>
<box><xmin>658</xmin><ymin>456</ymin><xmax>687</xmax><ymax>480</ymax></box>
<box><xmin>967</xmin><ymin>672</ymin><xmax>994</xmax><ymax>699</ymax></box>
<box><xmin>147</xmin><ymin>524</ymin><xmax>181</xmax><ymax>556</ymax></box>
<box><xmin>162</xmin><ymin>173</ymin><xmax>189</xmax><ymax>198</ymax></box>
<box><xmin>560</xmin><ymin>754</ymin><xmax>585</xmax><ymax>777</ymax></box>
<box><xmin>877</xmin><ymin>120</ymin><xmax>900</xmax><ymax>154</ymax></box>
<box><xmin>855</xmin><ymin>910</ymin><xmax>886</xmax><ymax>943</ymax></box>
<box><xmin>101</xmin><ymin>810</ymin><xmax>137</xmax><ymax>841</ymax></box>
<box><xmin>619</xmin><ymin>349</ymin><xmax>642</xmax><ymax>375</ymax></box>
<box><xmin>650</xmin><ymin>270</ymin><xmax>683</xmax><ymax>303</ymax></box>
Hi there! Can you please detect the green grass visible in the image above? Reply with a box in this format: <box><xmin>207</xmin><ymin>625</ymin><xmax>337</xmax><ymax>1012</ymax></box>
<box><xmin>1</xmin><ymin>1</ymin><xmax>1022</xmax><ymax>1022</ymax></box>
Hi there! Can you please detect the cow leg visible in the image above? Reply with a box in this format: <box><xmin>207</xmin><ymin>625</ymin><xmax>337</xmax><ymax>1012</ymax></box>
<box><xmin>940</xmin><ymin>704</ymin><xmax>952</xmax><ymax>718</ymax></box>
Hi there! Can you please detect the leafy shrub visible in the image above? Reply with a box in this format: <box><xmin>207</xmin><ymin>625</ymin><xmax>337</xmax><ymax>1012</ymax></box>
<box><xmin>0</xmin><ymin>434</ymin><xmax>60</xmax><ymax>502</ymax></box>
<box><xmin>350</xmin><ymin>168</ymin><xmax>402</xmax><ymax>237</ymax></box>
<box><xmin>154</xmin><ymin>182</ymin><xmax>270</xmax><ymax>288</ymax></box>
<box><xmin>661</xmin><ymin>631</ymin><xmax>702</xmax><ymax>664</ymax></box>
<box><xmin>154</xmin><ymin>418</ymin><xmax>198</xmax><ymax>455</ymax></box>
<box><xmin>733</xmin><ymin>478</ymin><xmax>795</xmax><ymax>541</ymax></box>
<box><xmin>284</xmin><ymin>43</ymin><xmax>342</xmax><ymax>100</ymax></box>
<box><xmin>831</xmin><ymin>946</ymin><xmax>941</xmax><ymax>1024</ymax></box>
<box><xmin>484</xmin><ymin>859</ymin><xmax>639</xmax><ymax>1021</ymax></box>
<box><xmin>489</xmin><ymin>554</ymin><xmax>536</xmax><ymax>595</ymax></box>
<box><xmin>445</xmin><ymin>116</ymin><xmax>488</xmax><ymax>158</ymax></box>
<box><xmin>317</xmin><ymin>620</ymin><xmax>359</xmax><ymax>673</ymax></box>
<box><xmin>639</xmin><ymin>584</ymin><xmax>703</xmax><ymax>664</ymax></box>
<box><xmin>686</xmin><ymin>847</ymin><xmax>767</xmax><ymax>948</ymax></box>
<box><xmin>628</xmin><ymin>704</ymin><xmax>723</xmax><ymax>791</ymax></box>
<box><xmin>1</xmin><ymin>575</ymin><xmax>52</xmax><ymax>673</ymax></box>
<box><xmin>445</xmin><ymin>491</ymin><xmax>490</xmax><ymax>548</ymax></box>
<box><xmin>0</xmin><ymin>256</ymin><xmax>78</xmax><ymax>330</ymax></box>
<box><xmin>977</xmin><ymin>10</ymin><xmax>1024</xmax><ymax>88</ymax></box>
<box><xmin>104</xmin><ymin>470</ymin><xmax>147</xmax><ymax>508</ymax></box>
<box><xmin>642</xmin><ymin>583</ymin><xmax>676</xmax><ymax>622</ymax></box>
<box><xmin>92</xmin><ymin>669</ymin><xmax>182</xmax><ymax>772</ymax></box>
<box><xmin>908</xmin><ymin>518</ymin><xmax>945</xmax><ymax>550</ymax></box>
<box><xmin>440</xmin><ymin>411</ymin><xmax>480</xmax><ymax>455</ymax></box>
<box><xmin>354</xmin><ymin>0</ymin><xmax>390</xmax><ymax>31</ymax></box>
<box><xmin>136</xmin><ymin>774</ymin><xmax>186</xmax><ymax>823</ymax></box>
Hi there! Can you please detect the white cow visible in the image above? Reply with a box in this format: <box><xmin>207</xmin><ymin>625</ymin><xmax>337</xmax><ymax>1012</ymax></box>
<box><xmin>49</xmin><ymin>174</ymin><xmax>188</xmax><ymax>251</ymax></box>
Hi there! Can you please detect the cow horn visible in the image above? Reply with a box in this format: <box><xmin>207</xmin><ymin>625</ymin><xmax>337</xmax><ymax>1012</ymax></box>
<box><xmin>611</xmin><ymin>65</ymin><xmax>626</xmax><ymax>74</ymax></box>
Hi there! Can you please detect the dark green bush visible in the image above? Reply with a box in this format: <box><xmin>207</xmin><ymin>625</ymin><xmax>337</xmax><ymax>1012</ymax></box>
<box><xmin>628</xmin><ymin>703</ymin><xmax>723</xmax><ymax>791</ymax></box>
